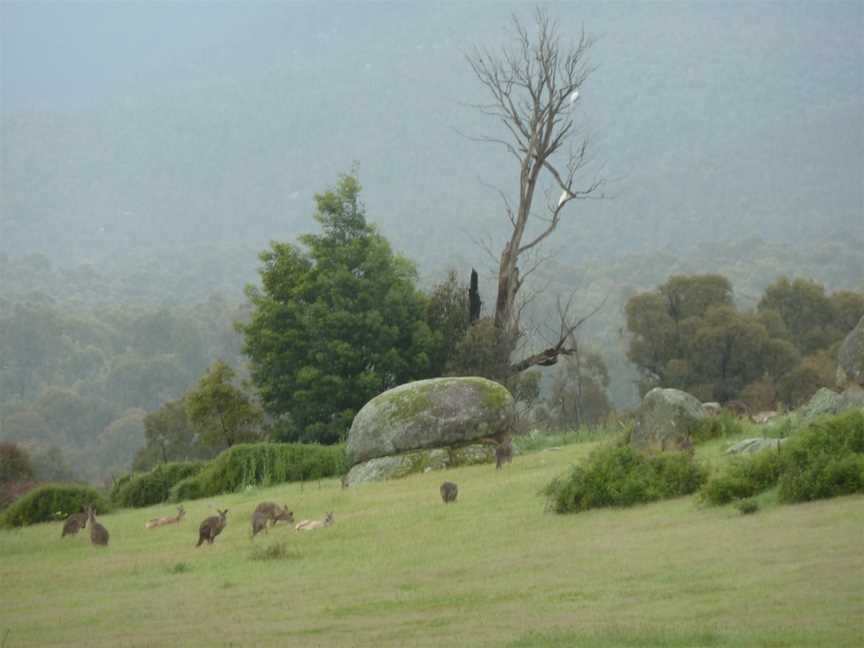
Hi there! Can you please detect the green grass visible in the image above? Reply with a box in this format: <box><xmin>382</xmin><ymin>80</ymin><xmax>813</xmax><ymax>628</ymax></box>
<box><xmin>0</xmin><ymin>440</ymin><xmax>862</xmax><ymax>647</ymax></box>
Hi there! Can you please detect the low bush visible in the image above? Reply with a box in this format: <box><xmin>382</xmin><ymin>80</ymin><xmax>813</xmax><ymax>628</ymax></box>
<box><xmin>111</xmin><ymin>461</ymin><xmax>205</xmax><ymax>508</ymax></box>
<box><xmin>691</xmin><ymin>413</ymin><xmax>745</xmax><ymax>443</ymax></box>
<box><xmin>700</xmin><ymin>410</ymin><xmax>864</xmax><ymax>506</ymax></box>
<box><xmin>250</xmin><ymin>541</ymin><xmax>300</xmax><ymax>561</ymax></box>
<box><xmin>169</xmin><ymin>442</ymin><xmax>347</xmax><ymax>502</ymax></box>
<box><xmin>543</xmin><ymin>445</ymin><xmax>706</xmax><ymax>514</ymax></box>
<box><xmin>1</xmin><ymin>483</ymin><xmax>111</xmax><ymax>527</ymax></box>
<box><xmin>735</xmin><ymin>498</ymin><xmax>759</xmax><ymax>515</ymax></box>
<box><xmin>699</xmin><ymin>450</ymin><xmax>785</xmax><ymax>505</ymax></box>
<box><xmin>777</xmin><ymin>410</ymin><xmax>864</xmax><ymax>503</ymax></box>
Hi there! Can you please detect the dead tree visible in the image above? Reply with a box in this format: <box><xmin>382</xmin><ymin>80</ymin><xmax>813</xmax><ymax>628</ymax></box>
<box><xmin>466</xmin><ymin>9</ymin><xmax>605</xmax><ymax>371</ymax></box>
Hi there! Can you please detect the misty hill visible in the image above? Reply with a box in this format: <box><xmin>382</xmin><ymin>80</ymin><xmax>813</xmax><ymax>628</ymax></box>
<box><xmin>2</xmin><ymin>2</ymin><xmax>862</xmax><ymax>274</ymax></box>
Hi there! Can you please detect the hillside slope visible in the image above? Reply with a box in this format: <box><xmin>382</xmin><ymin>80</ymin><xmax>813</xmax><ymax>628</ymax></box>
<box><xmin>1</xmin><ymin>440</ymin><xmax>861</xmax><ymax>647</ymax></box>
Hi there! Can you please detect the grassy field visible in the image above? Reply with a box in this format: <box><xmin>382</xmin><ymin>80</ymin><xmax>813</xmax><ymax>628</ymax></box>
<box><xmin>1</xmin><ymin>437</ymin><xmax>862</xmax><ymax>647</ymax></box>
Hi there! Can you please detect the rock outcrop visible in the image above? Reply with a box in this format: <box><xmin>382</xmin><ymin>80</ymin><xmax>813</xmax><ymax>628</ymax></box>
<box><xmin>632</xmin><ymin>388</ymin><xmax>705</xmax><ymax>453</ymax></box>
<box><xmin>342</xmin><ymin>444</ymin><xmax>496</xmax><ymax>487</ymax></box>
<box><xmin>725</xmin><ymin>437</ymin><xmax>788</xmax><ymax>455</ymax></box>
<box><xmin>800</xmin><ymin>386</ymin><xmax>864</xmax><ymax>421</ymax></box>
<box><xmin>345</xmin><ymin>377</ymin><xmax>514</xmax><ymax>485</ymax></box>
<box><xmin>836</xmin><ymin>315</ymin><xmax>864</xmax><ymax>390</ymax></box>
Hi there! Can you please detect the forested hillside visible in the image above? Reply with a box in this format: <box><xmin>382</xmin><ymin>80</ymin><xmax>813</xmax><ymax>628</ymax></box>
<box><xmin>1</xmin><ymin>2</ymin><xmax>862</xmax><ymax>483</ymax></box>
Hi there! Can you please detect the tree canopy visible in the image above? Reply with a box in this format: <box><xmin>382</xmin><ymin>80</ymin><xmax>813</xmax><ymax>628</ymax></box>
<box><xmin>240</xmin><ymin>173</ymin><xmax>439</xmax><ymax>444</ymax></box>
<box><xmin>626</xmin><ymin>274</ymin><xmax>864</xmax><ymax>407</ymax></box>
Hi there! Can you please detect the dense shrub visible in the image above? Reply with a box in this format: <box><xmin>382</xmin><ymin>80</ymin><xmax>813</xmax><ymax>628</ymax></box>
<box><xmin>777</xmin><ymin>410</ymin><xmax>864</xmax><ymax>503</ymax></box>
<box><xmin>111</xmin><ymin>461</ymin><xmax>205</xmax><ymax>508</ymax></box>
<box><xmin>699</xmin><ymin>450</ymin><xmax>785</xmax><ymax>505</ymax></box>
<box><xmin>735</xmin><ymin>498</ymin><xmax>759</xmax><ymax>514</ymax></box>
<box><xmin>691</xmin><ymin>413</ymin><xmax>745</xmax><ymax>443</ymax></box>
<box><xmin>543</xmin><ymin>445</ymin><xmax>706</xmax><ymax>514</ymax></box>
<box><xmin>1</xmin><ymin>483</ymin><xmax>111</xmax><ymax>527</ymax></box>
<box><xmin>700</xmin><ymin>410</ymin><xmax>864</xmax><ymax>506</ymax></box>
<box><xmin>169</xmin><ymin>442</ymin><xmax>347</xmax><ymax>502</ymax></box>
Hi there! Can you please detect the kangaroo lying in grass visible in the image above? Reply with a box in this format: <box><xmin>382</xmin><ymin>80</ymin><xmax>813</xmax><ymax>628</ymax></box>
<box><xmin>61</xmin><ymin>510</ymin><xmax>88</xmax><ymax>538</ymax></box>
<box><xmin>254</xmin><ymin>502</ymin><xmax>294</xmax><ymax>527</ymax></box>
<box><xmin>87</xmin><ymin>506</ymin><xmax>109</xmax><ymax>547</ymax></box>
<box><xmin>295</xmin><ymin>512</ymin><xmax>334</xmax><ymax>531</ymax></box>
<box><xmin>440</xmin><ymin>481</ymin><xmax>458</xmax><ymax>503</ymax></box>
<box><xmin>145</xmin><ymin>505</ymin><xmax>186</xmax><ymax>529</ymax></box>
<box><xmin>196</xmin><ymin>509</ymin><xmax>228</xmax><ymax>547</ymax></box>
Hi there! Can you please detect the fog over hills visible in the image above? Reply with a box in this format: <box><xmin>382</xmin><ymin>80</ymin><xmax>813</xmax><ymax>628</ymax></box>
<box><xmin>2</xmin><ymin>1</ymin><xmax>862</xmax><ymax>282</ymax></box>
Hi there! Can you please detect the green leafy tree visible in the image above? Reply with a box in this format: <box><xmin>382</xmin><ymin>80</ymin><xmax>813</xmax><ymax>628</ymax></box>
<box><xmin>134</xmin><ymin>399</ymin><xmax>204</xmax><ymax>470</ymax></box>
<box><xmin>240</xmin><ymin>173</ymin><xmax>436</xmax><ymax>443</ymax></box>
<box><xmin>758</xmin><ymin>277</ymin><xmax>838</xmax><ymax>355</ymax></box>
<box><xmin>425</xmin><ymin>269</ymin><xmax>471</xmax><ymax>375</ymax></box>
<box><xmin>547</xmin><ymin>347</ymin><xmax>611</xmax><ymax>428</ymax></box>
<box><xmin>185</xmin><ymin>361</ymin><xmax>263</xmax><ymax>450</ymax></box>
<box><xmin>0</xmin><ymin>442</ymin><xmax>34</xmax><ymax>483</ymax></box>
<box><xmin>626</xmin><ymin>275</ymin><xmax>734</xmax><ymax>393</ymax></box>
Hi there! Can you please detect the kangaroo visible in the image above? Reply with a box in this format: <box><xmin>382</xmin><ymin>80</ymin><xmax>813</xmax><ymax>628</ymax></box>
<box><xmin>254</xmin><ymin>502</ymin><xmax>294</xmax><ymax>527</ymax></box>
<box><xmin>295</xmin><ymin>512</ymin><xmax>334</xmax><ymax>531</ymax></box>
<box><xmin>87</xmin><ymin>506</ymin><xmax>109</xmax><ymax>547</ymax></box>
<box><xmin>440</xmin><ymin>481</ymin><xmax>458</xmax><ymax>503</ymax></box>
<box><xmin>145</xmin><ymin>505</ymin><xmax>186</xmax><ymax>529</ymax></box>
<box><xmin>495</xmin><ymin>438</ymin><xmax>513</xmax><ymax>470</ymax></box>
<box><xmin>251</xmin><ymin>511</ymin><xmax>270</xmax><ymax>538</ymax></box>
<box><xmin>61</xmin><ymin>510</ymin><xmax>88</xmax><ymax>538</ymax></box>
<box><xmin>196</xmin><ymin>509</ymin><xmax>228</xmax><ymax>547</ymax></box>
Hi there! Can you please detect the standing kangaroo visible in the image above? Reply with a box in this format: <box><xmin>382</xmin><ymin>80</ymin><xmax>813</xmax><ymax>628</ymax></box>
<box><xmin>251</xmin><ymin>511</ymin><xmax>270</xmax><ymax>538</ymax></box>
<box><xmin>495</xmin><ymin>438</ymin><xmax>513</xmax><ymax>470</ymax></box>
<box><xmin>61</xmin><ymin>510</ymin><xmax>88</xmax><ymax>538</ymax></box>
<box><xmin>440</xmin><ymin>481</ymin><xmax>458</xmax><ymax>504</ymax></box>
<box><xmin>87</xmin><ymin>507</ymin><xmax>109</xmax><ymax>547</ymax></box>
<box><xmin>295</xmin><ymin>512</ymin><xmax>334</xmax><ymax>531</ymax></box>
<box><xmin>145</xmin><ymin>505</ymin><xmax>186</xmax><ymax>529</ymax></box>
<box><xmin>253</xmin><ymin>502</ymin><xmax>294</xmax><ymax>527</ymax></box>
<box><xmin>196</xmin><ymin>509</ymin><xmax>228</xmax><ymax>547</ymax></box>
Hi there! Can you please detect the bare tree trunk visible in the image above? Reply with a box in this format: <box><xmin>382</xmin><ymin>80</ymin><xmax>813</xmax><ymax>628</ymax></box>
<box><xmin>469</xmin><ymin>268</ymin><xmax>482</xmax><ymax>323</ymax></box>
<box><xmin>466</xmin><ymin>8</ymin><xmax>605</xmax><ymax>374</ymax></box>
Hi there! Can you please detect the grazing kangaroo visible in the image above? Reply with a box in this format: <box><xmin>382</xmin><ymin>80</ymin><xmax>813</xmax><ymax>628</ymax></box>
<box><xmin>295</xmin><ymin>512</ymin><xmax>334</xmax><ymax>531</ymax></box>
<box><xmin>440</xmin><ymin>481</ymin><xmax>458</xmax><ymax>504</ymax></box>
<box><xmin>61</xmin><ymin>510</ymin><xmax>88</xmax><ymax>538</ymax></box>
<box><xmin>87</xmin><ymin>506</ymin><xmax>109</xmax><ymax>547</ymax></box>
<box><xmin>145</xmin><ymin>505</ymin><xmax>186</xmax><ymax>529</ymax></box>
<box><xmin>196</xmin><ymin>509</ymin><xmax>228</xmax><ymax>547</ymax></box>
<box><xmin>253</xmin><ymin>502</ymin><xmax>294</xmax><ymax>527</ymax></box>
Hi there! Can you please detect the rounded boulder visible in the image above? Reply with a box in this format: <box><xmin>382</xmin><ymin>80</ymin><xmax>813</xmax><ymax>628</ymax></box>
<box><xmin>632</xmin><ymin>387</ymin><xmax>705</xmax><ymax>453</ymax></box>
<box><xmin>346</xmin><ymin>377</ymin><xmax>514</xmax><ymax>466</ymax></box>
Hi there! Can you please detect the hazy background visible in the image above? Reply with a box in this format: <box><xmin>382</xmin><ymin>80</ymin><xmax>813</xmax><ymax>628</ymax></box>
<box><xmin>3</xmin><ymin>1</ymin><xmax>861</xmax><ymax>272</ymax></box>
<box><xmin>1</xmin><ymin>1</ymin><xmax>862</xmax><ymax>480</ymax></box>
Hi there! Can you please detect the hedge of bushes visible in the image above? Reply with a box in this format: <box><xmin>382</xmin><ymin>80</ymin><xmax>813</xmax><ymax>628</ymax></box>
<box><xmin>110</xmin><ymin>461</ymin><xmax>205</xmax><ymax>508</ymax></box>
<box><xmin>690</xmin><ymin>413</ymin><xmax>746</xmax><ymax>443</ymax></box>
<box><xmin>1</xmin><ymin>483</ymin><xmax>111</xmax><ymax>528</ymax></box>
<box><xmin>543</xmin><ymin>444</ymin><xmax>706</xmax><ymax>514</ymax></box>
<box><xmin>700</xmin><ymin>409</ymin><xmax>864</xmax><ymax>505</ymax></box>
<box><xmin>169</xmin><ymin>442</ymin><xmax>348</xmax><ymax>502</ymax></box>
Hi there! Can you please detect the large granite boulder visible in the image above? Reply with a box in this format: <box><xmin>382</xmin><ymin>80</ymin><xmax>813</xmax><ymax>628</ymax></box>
<box><xmin>347</xmin><ymin>377</ymin><xmax>514</xmax><ymax>466</ymax></box>
<box><xmin>342</xmin><ymin>444</ymin><xmax>496</xmax><ymax>487</ymax></box>
<box><xmin>836</xmin><ymin>315</ymin><xmax>864</xmax><ymax>390</ymax></box>
<box><xmin>800</xmin><ymin>385</ymin><xmax>864</xmax><ymax>421</ymax></box>
<box><xmin>632</xmin><ymin>388</ymin><xmax>705</xmax><ymax>453</ymax></box>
